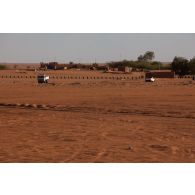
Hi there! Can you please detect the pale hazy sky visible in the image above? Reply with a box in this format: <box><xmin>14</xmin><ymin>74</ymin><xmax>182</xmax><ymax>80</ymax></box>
<box><xmin>0</xmin><ymin>34</ymin><xmax>194</xmax><ymax>63</ymax></box>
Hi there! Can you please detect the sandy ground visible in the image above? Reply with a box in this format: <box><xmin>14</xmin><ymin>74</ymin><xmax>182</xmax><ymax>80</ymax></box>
<box><xmin>0</xmin><ymin>70</ymin><xmax>195</xmax><ymax>162</ymax></box>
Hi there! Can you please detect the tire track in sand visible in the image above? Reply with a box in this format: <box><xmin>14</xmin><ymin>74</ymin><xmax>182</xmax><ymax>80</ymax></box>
<box><xmin>92</xmin><ymin>131</ymin><xmax>109</xmax><ymax>163</ymax></box>
<box><xmin>0</xmin><ymin>102</ymin><xmax>195</xmax><ymax>120</ymax></box>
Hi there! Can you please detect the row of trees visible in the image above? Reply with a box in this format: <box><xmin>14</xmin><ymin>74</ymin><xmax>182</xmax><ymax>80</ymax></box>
<box><xmin>107</xmin><ymin>60</ymin><xmax>163</xmax><ymax>71</ymax></box>
<box><xmin>171</xmin><ymin>57</ymin><xmax>195</xmax><ymax>75</ymax></box>
<box><xmin>107</xmin><ymin>51</ymin><xmax>195</xmax><ymax>75</ymax></box>
<box><xmin>107</xmin><ymin>51</ymin><xmax>163</xmax><ymax>71</ymax></box>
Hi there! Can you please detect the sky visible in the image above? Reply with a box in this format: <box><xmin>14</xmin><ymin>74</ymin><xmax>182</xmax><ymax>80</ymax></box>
<box><xmin>0</xmin><ymin>33</ymin><xmax>194</xmax><ymax>63</ymax></box>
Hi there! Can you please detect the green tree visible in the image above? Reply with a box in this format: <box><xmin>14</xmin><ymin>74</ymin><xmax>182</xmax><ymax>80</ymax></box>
<box><xmin>171</xmin><ymin>56</ymin><xmax>189</xmax><ymax>75</ymax></box>
<box><xmin>137</xmin><ymin>55</ymin><xmax>144</xmax><ymax>61</ymax></box>
<box><xmin>189</xmin><ymin>57</ymin><xmax>195</xmax><ymax>74</ymax></box>
<box><xmin>143</xmin><ymin>51</ymin><xmax>155</xmax><ymax>61</ymax></box>
<box><xmin>151</xmin><ymin>61</ymin><xmax>162</xmax><ymax>70</ymax></box>
<box><xmin>138</xmin><ymin>51</ymin><xmax>155</xmax><ymax>62</ymax></box>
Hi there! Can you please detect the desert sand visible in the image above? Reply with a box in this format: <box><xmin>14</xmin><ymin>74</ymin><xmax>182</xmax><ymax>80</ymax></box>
<box><xmin>0</xmin><ymin>70</ymin><xmax>195</xmax><ymax>162</ymax></box>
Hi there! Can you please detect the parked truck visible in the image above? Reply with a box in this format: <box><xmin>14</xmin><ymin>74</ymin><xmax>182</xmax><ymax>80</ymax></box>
<box><xmin>145</xmin><ymin>77</ymin><xmax>155</xmax><ymax>82</ymax></box>
<box><xmin>37</xmin><ymin>74</ymin><xmax>49</xmax><ymax>83</ymax></box>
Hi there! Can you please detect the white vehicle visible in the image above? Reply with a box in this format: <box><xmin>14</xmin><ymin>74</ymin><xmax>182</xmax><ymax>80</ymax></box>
<box><xmin>145</xmin><ymin>77</ymin><xmax>155</xmax><ymax>82</ymax></box>
<box><xmin>37</xmin><ymin>74</ymin><xmax>49</xmax><ymax>83</ymax></box>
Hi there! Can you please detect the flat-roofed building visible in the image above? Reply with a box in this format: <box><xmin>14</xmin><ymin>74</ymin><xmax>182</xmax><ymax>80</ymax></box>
<box><xmin>145</xmin><ymin>70</ymin><xmax>175</xmax><ymax>78</ymax></box>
